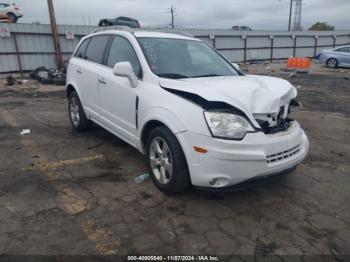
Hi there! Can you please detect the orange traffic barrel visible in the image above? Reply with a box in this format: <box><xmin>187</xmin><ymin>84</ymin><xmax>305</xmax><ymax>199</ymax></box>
<box><xmin>287</xmin><ymin>57</ymin><xmax>310</xmax><ymax>69</ymax></box>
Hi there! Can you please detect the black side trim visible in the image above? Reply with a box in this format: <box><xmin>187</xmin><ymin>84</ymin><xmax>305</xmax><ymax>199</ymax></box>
<box><xmin>135</xmin><ymin>96</ymin><xmax>139</xmax><ymax>129</ymax></box>
<box><xmin>102</xmin><ymin>35</ymin><xmax>114</xmax><ymax>66</ymax></box>
<box><xmin>161</xmin><ymin>86</ymin><xmax>260</xmax><ymax>131</ymax></box>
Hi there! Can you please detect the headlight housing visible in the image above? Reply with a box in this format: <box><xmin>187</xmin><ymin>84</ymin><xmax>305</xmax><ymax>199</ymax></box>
<box><xmin>204</xmin><ymin>111</ymin><xmax>254</xmax><ymax>140</ymax></box>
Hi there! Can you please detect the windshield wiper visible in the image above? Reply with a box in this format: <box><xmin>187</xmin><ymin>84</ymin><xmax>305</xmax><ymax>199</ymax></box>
<box><xmin>157</xmin><ymin>73</ymin><xmax>189</xmax><ymax>79</ymax></box>
<box><xmin>192</xmin><ymin>74</ymin><xmax>225</xmax><ymax>78</ymax></box>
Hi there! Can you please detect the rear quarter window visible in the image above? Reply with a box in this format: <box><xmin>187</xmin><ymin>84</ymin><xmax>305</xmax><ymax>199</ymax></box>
<box><xmin>74</xmin><ymin>38</ymin><xmax>90</xmax><ymax>59</ymax></box>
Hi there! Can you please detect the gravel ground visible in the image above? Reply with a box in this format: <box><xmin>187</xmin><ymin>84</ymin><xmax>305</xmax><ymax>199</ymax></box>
<box><xmin>0</xmin><ymin>63</ymin><xmax>349</xmax><ymax>260</ymax></box>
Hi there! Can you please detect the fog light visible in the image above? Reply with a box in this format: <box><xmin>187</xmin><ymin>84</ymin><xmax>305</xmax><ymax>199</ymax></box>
<box><xmin>209</xmin><ymin>177</ymin><xmax>230</xmax><ymax>187</ymax></box>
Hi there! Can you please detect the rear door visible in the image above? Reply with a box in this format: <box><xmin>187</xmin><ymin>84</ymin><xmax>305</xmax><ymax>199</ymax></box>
<box><xmin>80</xmin><ymin>35</ymin><xmax>111</xmax><ymax>119</ymax></box>
<box><xmin>70</xmin><ymin>38</ymin><xmax>90</xmax><ymax>99</ymax></box>
<box><xmin>97</xmin><ymin>35</ymin><xmax>143</xmax><ymax>145</ymax></box>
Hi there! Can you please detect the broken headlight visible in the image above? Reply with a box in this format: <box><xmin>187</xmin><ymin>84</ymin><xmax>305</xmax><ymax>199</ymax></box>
<box><xmin>204</xmin><ymin>111</ymin><xmax>254</xmax><ymax>140</ymax></box>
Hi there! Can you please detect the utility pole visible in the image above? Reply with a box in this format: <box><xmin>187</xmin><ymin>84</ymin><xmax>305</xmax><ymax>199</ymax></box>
<box><xmin>292</xmin><ymin>0</ymin><xmax>302</xmax><ymax>31</ymax></box>
<box><xmin>288</xmin><ymin>0</ymin><xmax>293</xmax><ymax>31</ymax></box>
<box><xmin>47</xmin><ymin>0</ymin><xmax>62</xmax><ymax>68</ymax></box>
<box><xmin>170</xmin><ymin>6</ymin><xmax>175</xmax><ymax>29</ymax></box>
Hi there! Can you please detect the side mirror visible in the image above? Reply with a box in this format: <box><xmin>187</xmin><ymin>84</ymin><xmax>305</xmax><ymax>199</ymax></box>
<box><xmin>231</xmin><ymin>62</ymin><xmax>240</xmax><ymax>71</ymax></box>
<box><xmin>113</xmin><ymin>62</ymin><xmax>139</xmax><ymax>88</ymax></box>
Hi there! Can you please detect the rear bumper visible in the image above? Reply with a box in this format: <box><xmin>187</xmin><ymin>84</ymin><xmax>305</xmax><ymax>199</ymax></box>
<box><xmin>176</xmin><ymin>121</ymin><xmax>309</xmax><ymax>189</ymax></box>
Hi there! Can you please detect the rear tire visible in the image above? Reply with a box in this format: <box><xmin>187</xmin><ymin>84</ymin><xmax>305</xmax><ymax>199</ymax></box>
<box><xmin>7</xmin><ymin>13</ymin><xmax>17</xmax><ymax>23</ymax></box>
<box><xmin>146</xmin><ymin>126</ymin><xmax>191</xmax><ymax>194</ymax></box>
<box><xmin>68</xmin><ymin>91</ymin><xmax>91</xmax><ymax>132</ymax></box>
<box><xmin>326</xmin><ymin>58</ymin><xmax>338</xmax><ymax>69</ymax></box>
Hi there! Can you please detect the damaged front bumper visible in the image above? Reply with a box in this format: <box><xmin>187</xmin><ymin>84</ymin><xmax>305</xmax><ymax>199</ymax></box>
<box><xmin>176</xmin><ymin>121</ymin><xmax>309</xmax><ymax>189</ymax></box>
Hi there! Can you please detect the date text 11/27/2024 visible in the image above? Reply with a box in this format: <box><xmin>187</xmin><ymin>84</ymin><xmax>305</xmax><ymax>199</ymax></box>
<box><xmin>127</xmin><ymin>255</ymin><xmax>220</xmax><ymax>261</ymax></box>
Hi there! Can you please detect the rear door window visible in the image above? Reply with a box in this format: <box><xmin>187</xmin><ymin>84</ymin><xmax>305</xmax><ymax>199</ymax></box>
<box><xmin>85</xmin><ymin>35</ymin><xmax>111</xmax><ymax>64</ymax></box>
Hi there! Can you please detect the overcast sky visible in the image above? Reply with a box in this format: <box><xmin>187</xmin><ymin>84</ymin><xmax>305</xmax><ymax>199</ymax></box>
<box><xmin>14</xmin><ymin>0</ymin><xmax>350</xmax><ymax>30</ymax></box>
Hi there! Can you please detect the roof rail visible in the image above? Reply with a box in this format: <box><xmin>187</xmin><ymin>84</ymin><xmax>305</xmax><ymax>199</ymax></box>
<box><xmin>93</xmin><ymin>26</ymin><xmax>135</xmax><ymax>34</ymax></box>
<box><xmin>92</xmin><ymin>26</ymin><xmax>193</xmax><ymax>38</ymax></box>
<box><xmin>158</xmin><ymin>30</ymin><xmax>193</xmax><ymax>37</ymax></box>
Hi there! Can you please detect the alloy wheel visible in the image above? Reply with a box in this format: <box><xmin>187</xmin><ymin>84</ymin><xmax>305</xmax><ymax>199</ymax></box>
<box><xmin>149</xmin><ymin>137</ymin><xmax>173</xmax><ymax>184</ymax></box>
<box><xmin>327</xmin><ymin>59</ymin><xmax>337</xmax><ymax>68</ymax></box>
<box><xmin>69</xmin><ymin>96</ymin><xmax>80</xmax><ymax>127</ymax></box>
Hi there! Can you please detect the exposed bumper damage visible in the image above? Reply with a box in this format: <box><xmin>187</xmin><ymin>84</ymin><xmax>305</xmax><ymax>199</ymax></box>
<box><xmin>160</xmin><ymin>74</ymin><xmax>300</xmax><ymax>134</ymax></box>
<box><xmin>254</xmin><ymin>99</ymin><xmax>301</xmax><ymax>134</ymax></box>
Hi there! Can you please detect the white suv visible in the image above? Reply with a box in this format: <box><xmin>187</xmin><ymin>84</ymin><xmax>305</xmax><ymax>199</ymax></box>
<box><xmin>0</xmin><ymin>3</ymin><xmax>23</xmax><ymax>23</ymax></box>
<box><xmin>66</xmin><ymin>27</ymin><xmax>309</xmax><ymax>194</ymax></box>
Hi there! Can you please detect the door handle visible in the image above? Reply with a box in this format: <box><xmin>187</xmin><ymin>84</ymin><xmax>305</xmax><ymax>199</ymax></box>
<box><xmin>98</xmin><ymin>78</ymin><xmax>106</xmax><ymax>85</ymax></box>
<box><xmin>76</xmin><ymin>69</ymin><xmax>82</xmax><ymax>74</ymax></box>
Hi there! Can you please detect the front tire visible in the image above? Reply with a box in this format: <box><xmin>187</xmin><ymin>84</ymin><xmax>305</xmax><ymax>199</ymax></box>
<box><xmin>146</xmin><ymin>126</ymin><xmax>191</xmax><ymax>194</ymax></box>
<box><xmin>327</xmin><ymin>58</ymin><xmax>338</xmax><ymax>69</ymax></box>
<box><xmin>68</xmin><ymin>91</ymin><xmax>91</xmax><ymax>132</ymax></box>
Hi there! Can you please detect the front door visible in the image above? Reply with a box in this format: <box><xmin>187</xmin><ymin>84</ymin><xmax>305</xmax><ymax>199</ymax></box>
<box><xmin>340</xmin><ymin>47</ymin><xmax>350</xmax><ymax>66</ymax></box>
<box><xmin>97</xmin><ymin>35</ymin><xmax>142</xmax><ymax>146</ymax></box>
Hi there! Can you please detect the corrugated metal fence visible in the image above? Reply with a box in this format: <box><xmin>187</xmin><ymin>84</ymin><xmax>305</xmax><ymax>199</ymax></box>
<box><xmin>0</xmin><ymin>23</ymin><xmax>349</xmax><ymax>74</ymax></box>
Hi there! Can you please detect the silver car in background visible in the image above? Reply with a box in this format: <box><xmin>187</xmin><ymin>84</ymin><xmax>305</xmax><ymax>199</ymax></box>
<box><xmin>319</xmin><ymin>45</ymin><xmax>350</xmax><ymax>68</ymax></box>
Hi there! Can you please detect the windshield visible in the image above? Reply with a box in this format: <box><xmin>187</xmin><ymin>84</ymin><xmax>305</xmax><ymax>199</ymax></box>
<box><xmin>137</xmin><ymin>37</ymin><xmax>239</xmax><ymax>79</ymax></box>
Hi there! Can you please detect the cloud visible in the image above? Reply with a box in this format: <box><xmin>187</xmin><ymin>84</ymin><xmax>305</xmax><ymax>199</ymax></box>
<box><xmin>14</xmin><ymin>0</ymin><xmax>350</xmax><ymax>30</ymax></box>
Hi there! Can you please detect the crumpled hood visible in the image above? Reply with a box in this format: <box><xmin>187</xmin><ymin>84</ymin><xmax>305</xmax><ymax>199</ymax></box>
<box><xmin>160</xmin><ymin>75</ymin><xmax>297</xmax><ymax>114</ymax></box>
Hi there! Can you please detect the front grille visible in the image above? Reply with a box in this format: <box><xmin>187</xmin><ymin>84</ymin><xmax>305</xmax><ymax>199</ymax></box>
<box><xmin>266</xmin><ymin>144</ymin><xmax>301</xmax><ymax>164</ymax></box>
<box><xmin>256</xmin><ymin>118</ymin><xmax>292</xmax><ymax>135</ymax></box>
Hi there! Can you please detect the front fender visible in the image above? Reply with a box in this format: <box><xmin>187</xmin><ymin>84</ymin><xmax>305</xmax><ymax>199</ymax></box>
<box><xmin>140</xmin><ymin>107</ymin><xmax>187</xmax><ymax>135</ymax></box>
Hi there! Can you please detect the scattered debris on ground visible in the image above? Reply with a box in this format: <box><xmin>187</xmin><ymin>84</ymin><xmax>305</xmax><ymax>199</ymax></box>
<box><xmin>6</xmin><ymin>75</ymin><xmax>15</xmax><ymax>86</ymax></box>
<box><xmin>20</xmin><ymin>129</ymin><xmax>31</xmax><ymax>135</ymax></box>
<box><xmin>134</xmin><ymin>173</ymin><xmax>150</xmax><ymax>183</ymax></box>
<box><xmin>29</xmin><ymin>66</ymin><xmax>66</xmax><ymax>85</ymax></box>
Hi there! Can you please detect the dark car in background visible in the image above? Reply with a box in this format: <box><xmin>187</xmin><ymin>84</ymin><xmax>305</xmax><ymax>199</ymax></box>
<box><xmin>232</xmin><ymin>26</ymin><xmax>252</xmax><ymax>31</ymax></box>
<box><xmin>98</xmin><ymin>16</ymin><xmax>140</xmax><ymax>28</ymax></box>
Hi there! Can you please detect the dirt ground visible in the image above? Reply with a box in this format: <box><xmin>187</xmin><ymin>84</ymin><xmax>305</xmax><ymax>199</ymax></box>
<box><xmin>0</xmin><ymin>63</ymin><xmax>349</xmax><ymax>259</ymax></box>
